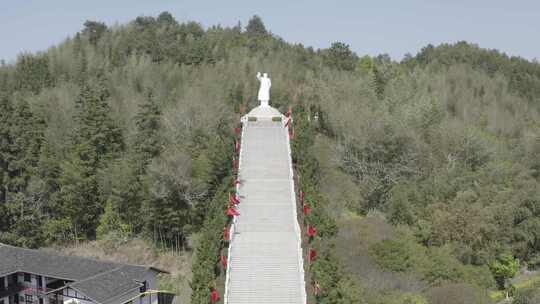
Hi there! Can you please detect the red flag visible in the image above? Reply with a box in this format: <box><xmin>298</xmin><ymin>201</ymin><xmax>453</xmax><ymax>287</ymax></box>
<box><xmin>223</xmin><ymin>226</ymin><xmax>230</xmax><ymax>241</ymax></box>
<box><xmin>211</xmin><ymin>288</ymin><xmax>220</xmax><ymax>303</ymax></box>
<box><xmin>233</xmin><ymin>179</ymin><xmax>241</xmax><ymax>186</ymax></box>
<box><xmin>286</xmin><ymin>106</ymin><xmax>292</xmax><ymax>117</ymax></box>
<box><xmin>235</xmin><ymin>140</ymin><xmax>240</xmax><ymax>153</ymax></box>
<box><xmin>232</xmin><ymin>158</ymin><xmax>239</xmax><ymax>169</ymax></box>
<box><xmin>234</xmin><ymin>126</ymin><xmax>241</xmax><ymax>135</ymax></box>
<box><xmin>221</xmin><ymin>254</ymin><xmax>228</xmax><ymax>268</ymax></box>
<box><xmin>309</xmin><ymin>248</ymin><xmax>317</xmax><ymax>262</ymax></box>
<box><xmin>227</xmin><ymin>207</ymin><xmax>240</xmax><ymax>217</ymax></box>
<box><xmin>307</xmin><ymin>225</ymin><xmax>317</xmax><ymax>238</ymax></box>
<box><xmin>303</xmin><ymin>203</ymin><xmax>311</xmax><ymax>216</ymax></box>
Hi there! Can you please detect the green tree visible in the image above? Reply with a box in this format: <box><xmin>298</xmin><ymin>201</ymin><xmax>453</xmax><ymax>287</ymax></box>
<box><xmin>59</xmin><ymin>77</ymin><xmax>123</xmax><ymax>240</ymax></box>
<box><xmin>324</xmin><ymin>42</ymin><xmax>358</xmax><ymax>71</ymax></box>
<box><xmin>357</xmin><ymin>55</ymin><xmax>374</xmax><ymax>73</ymax></box>
<box><xmin>489</xmin><ymin>253</ymin><xmax>519</xmax><ymax>298</ymax></box>
<box><xmin>157</xmin><ymin>11</ymin><xmax>178</xmax><ymax>27</ymax></box>
<box><xmin>388</xmin><ymin>185</ymin><xmax>415</xmax><ymax>226</ymax></box>
<box><xmin>245</xmin><ymin>15</ymin><xmax>267</xmax><ymax>37</ymax></box>
<box><xmin>82</xmin><ymin>20</ymin><xmax>107</xmax><ymax>46</ymax></box>
<box><xmin>133</xmin><ymin>90</ymin><xmax>163</xmax><ymax>171</ymax></box>
<box><xmin>14</xmin><ymin>53</ymin><xmax>53</xmax><ymax>94</ymax></box>
<box><xmin>7</xmin><ymin>99</ymin><xmax>44</xmax><ymax>193</ymax></box>
<box><xmin>0</xmin><ymin>93</ymin><xmax>13</xmax><ymax>204</ymax></box>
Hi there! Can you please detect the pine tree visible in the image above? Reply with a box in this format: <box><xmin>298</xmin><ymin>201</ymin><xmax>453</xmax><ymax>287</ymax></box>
<box><xmin>246</xmin><ymin>15</ymin><xmax>267</xmax><ymax>37</ymax></box>
<box><xmin>133</xmin><ymin>90</ymin><xmax>162</xmax><ymax>172</ymax></box>
<box><xmin>59</xmin><ymin>76</ymin><xmax>124</xmax><ymax>240</ymax></box>
<box><xmin>8</xmin><ymin>99</ymin><xmax>45</xmax><ymax>193</ymax></box>
<box><xmin>0</xmin><ymin>93</ymin><xmax>13</xmax><ymax>204</ymax></box>
<box><xmin>14</xmin><ymin>54</ymin><xmax>53</xmax><ymax>94</ymax></box>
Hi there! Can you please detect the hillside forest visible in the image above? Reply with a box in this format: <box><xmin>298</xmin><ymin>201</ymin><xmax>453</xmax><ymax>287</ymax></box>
<box><xmin>1</xmin><ymin>13</ymin><xmax>540</xmax><ymax>304</ymax></box>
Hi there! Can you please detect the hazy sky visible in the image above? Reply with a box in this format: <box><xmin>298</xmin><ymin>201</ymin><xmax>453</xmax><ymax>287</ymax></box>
<box><xmin>1</xmin><ymin>0</ymin><xmax>539</xmax><ymax>62</ymax></box>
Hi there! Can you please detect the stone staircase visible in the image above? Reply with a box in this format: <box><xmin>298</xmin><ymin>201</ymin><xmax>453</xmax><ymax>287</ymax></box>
<box><xmin>225</xmin><ymin>107</ymin><xmax>306</xmax><ymax>304</ymax></box>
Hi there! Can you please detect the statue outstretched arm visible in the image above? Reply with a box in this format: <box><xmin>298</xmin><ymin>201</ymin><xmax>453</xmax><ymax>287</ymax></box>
<box><xmin>256</xmin><ymin>72</ymin><xmax>261</xmax><ymax>81</ymax></box>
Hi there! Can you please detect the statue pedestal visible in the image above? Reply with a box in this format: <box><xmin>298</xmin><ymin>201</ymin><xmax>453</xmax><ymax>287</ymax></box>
<box><xmin>242</xmin><ymin>105</ymin><xmax>283</xmax><ymax>122</ymax></box>
<box><xmin>260</xmin><ymin>100</ymin><xmax>269</xmax><ymax>107</ymax></box>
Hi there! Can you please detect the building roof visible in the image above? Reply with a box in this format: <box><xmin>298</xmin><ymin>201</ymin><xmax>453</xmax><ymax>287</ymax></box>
<box><xmin>0</xmin><ymin>243</ymin><xmax>167</xmax><ymax>304</ymax></box>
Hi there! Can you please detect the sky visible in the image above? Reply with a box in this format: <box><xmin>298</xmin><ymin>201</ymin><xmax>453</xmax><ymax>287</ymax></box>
<box><xmin>1</xmin><ymin>0</ymin><xmax>539</xmax><ymax>63</ymax></box>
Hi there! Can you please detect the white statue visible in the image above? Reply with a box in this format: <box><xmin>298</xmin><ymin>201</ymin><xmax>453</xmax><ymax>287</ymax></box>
<box><xmin>257</xmin><ymin>72</ymin><xmax>271</xmax><ymax>107</ymax></box>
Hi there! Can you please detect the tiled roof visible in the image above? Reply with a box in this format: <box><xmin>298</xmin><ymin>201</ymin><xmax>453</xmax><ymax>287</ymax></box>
<box><xmin>0</xmin><ymin>243</ymin><xmax>165</xmax><ymax>304</ymax></box>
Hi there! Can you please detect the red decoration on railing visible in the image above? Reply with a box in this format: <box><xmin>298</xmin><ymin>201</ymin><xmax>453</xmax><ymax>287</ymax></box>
<box><xmin>223</xmin><ymin>226</ymin><xmax>230</xmax><ymax>241</ymax></box>
<box><xmin>309</xmin><ymin>248</ymin><xmax>317</xmax><ymax>262</ymax></box>
<box><xmin>221</xmin><ymin>254</ymin><xmax>228</xmax><ymax>268</ymax></box>
<box><xmin>227</xmin><ymin>207</ymin><xmax>240</xmax><ymax>217</ymax></box>
<box><xmin>233</xmin><ymin>179</ymin><xmax>241</xmax><ymax>186</ymax></box>
<box><xmin>307</xmin><ymin>225</ymin><xmax>317</xmax><ymax>238</ymax></box>
<box><xmin>286</xmin><ymin>106</ymin><xmax>292</xmax><ymax>118</ymax></box>
<box><xmin>211</xmin><ymin>288</ymin><xmax>220</xmax><ymax>303</ymax></box>
<box><xmin>229</xmin><ymin>192</ymin><xmax>240</xmax><ymax>205</ymax></box>
<box><xmin>300</xmin><ymin>191</ymin><xmax>305</xmax><ymax>204</ymax></box>
<box><xmin>234</xmin><ymin>126</ymin><xmax>241</xmax><ymax>135</ymax></box>
<box><xmin>303</xmin><ymin>203</ymin><xmax>311</xmax><ymax>216</ymax></box>
<box><xmin>232</xmin><ymin>158</ymin><xmax>239</xmax><ymax>169</ymax></box>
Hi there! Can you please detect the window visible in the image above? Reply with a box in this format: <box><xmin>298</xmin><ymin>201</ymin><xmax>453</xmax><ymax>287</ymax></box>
<box><xmin>37</xmin><ymin>275</ymin><xmax>42</xmax><ymax>288</ymax></box>
<box><xmin>39</xmin><ymin>298</ymin><xmax>43</xmax><ymax>304</ymax></box>
<box><xmin>24</xmin><ymin>273</ymin><xmax>31</xmax><ymax>282</ymax></box>
<box><xmin>25</xmin><ymin>295</ymin><xmax>32</xmax><ymax>304</ymax></box>
<box><xmin>0</xmin><ymin>276</ymin><xmax>5</xmax><ymax>289</ymax></box>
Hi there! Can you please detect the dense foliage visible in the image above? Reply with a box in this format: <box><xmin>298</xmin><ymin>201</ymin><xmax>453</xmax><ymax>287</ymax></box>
<box><xmin>1</xmin><ymin>12</ymin><xmax>540</xmax><ymax>304</ymax></box>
